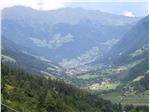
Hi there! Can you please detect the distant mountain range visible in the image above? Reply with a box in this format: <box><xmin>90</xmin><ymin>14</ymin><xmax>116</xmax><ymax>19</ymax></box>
<box><xmin>2</xmin><ymin>6</ymin><xmax>139</xmax><ymax>64</ymax></box>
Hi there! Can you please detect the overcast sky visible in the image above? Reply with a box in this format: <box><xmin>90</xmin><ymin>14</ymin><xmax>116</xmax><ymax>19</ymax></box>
<box><xmin>1</xmin><ymin>0</ymin><xmax>148</xmax><ymax>17</ymax></box>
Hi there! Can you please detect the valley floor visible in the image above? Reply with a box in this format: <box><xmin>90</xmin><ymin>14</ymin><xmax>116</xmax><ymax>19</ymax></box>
<box><xmin>101</xmin><ymin>90</ymin><xmax>149</xmax><ymax>106</ymax></box>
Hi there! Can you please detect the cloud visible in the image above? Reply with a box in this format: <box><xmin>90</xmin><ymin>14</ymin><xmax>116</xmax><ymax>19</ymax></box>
<box><xmin>1</xmin><ymin>0</ymin><xmax>148</xmax><ymax>11</ymax></box>
<box><xmin>1</xmin><ymin>0</ymin><xmax>35</xmax><ymax>10</ymax></box>
<box><xmin>0</xmin><ymin>0</ymin><xmax>67</xmax><ymax>10</ymax></box>
<box><xmin>1</xmin><ymin>0</ymin><xmax>147</xmax><ymax>10</ymax></box>
<box><xmin>38</xmin><ymin>0</ymin><xmax>67</xmax><ymax>10</ymax></box>
<box><xmin>123</xmin><ymin>11</ymin><xmax>135</xmax><ymax>17</ymax></box>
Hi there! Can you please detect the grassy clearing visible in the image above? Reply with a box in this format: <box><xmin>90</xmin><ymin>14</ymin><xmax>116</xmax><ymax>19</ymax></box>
<box><xmin>97</xmin><ymin>82</ymin><xmax>119</xmax><ymax>90</ymax></box>
<box><xmin>130</xmin><ymin>46</ymin><xmax>148</xmax><ymax>57</ymax></box>
<box><xmin>89</xmin><ymin>81</ymin><xmax>120</xmax><ymax>91</ymax></box>
<box><xmin>2</xmin><ymin>55</ymin><xmax>16</xmax><ymax>63</ymax></box>
<box><xmin>5</xmin><ymin>84</ymin><xmax>14</xmax><ymax>93</ymax></box>
<box><xmin>77</xmin><ymin>74</ymin><xmax>99</xmax><ymax>80</ymax></box>
<box><xmin>102</xmin><ymin>90</ymin><xmax>149</xmax><ymax>106</ymax></box>
<box><xmin>101</xmin><ymin>60</ymin><xmax>143</xmax><ymax>76</ymax></box>
<box><xmin>40</xmin><ymin>71</ymin><xmax>56</xmax><ymax>79</ymax></box>
<box><xmin>132</xmin><ymin>76</ymin><xmax>145</xmax><ymax>82</ymax></box>
<box><xmin>102</xmin><ymin>91</ymin><xmax>122</xmax><ymax>103</ymax></box>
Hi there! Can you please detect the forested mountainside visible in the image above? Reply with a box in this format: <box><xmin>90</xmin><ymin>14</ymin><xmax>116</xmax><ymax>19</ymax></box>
<box><xmin>1</xmin><ymin>37</ymin><xmax>68</xmax><ymax>80</ymax></box>
<box><xmin>104</xmin><ymin>16</ymin><xmax>149</xmax><ymax>83</ymax></box>
<box><xmin>1</xmin><ymin>63</ymin><xmax>148</xmax><ymax>112</ymax></box>
<box><xmin>104</xmin><ymin>16</ymin><xmax>149</xmax><ymax>90</ymax></box>
<box><xmin>108</xmin><ymin>16</ymin><xmax>149</xmax><ymax>66</ymax></box>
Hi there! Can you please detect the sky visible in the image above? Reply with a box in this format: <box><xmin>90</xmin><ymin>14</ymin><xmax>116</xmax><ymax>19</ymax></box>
<box><xmin>67</xmin><ymin>2</ymin><xmax>148</xmax><ymax>17</ymax></box>
<box><xmin>0</xmin><ymin>0</ymin><xmax>148</xmax><ymax>17</ymax></box>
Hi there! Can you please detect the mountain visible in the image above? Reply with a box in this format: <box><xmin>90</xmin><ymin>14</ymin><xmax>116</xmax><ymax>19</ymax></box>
<box><xmin>89</xmin><ymin>16</ymin><xmax>149</xmax><ymax>105</ymax></box>
<box><xmin>108</xmin><ymin>16</ymin><xmax>149</xmax><ymax>66</ymax></box>
<box><xmin>1</xmin><ymin>63</ymin><xmax>148</xmax><ymax>112</ymax></box>
<box><xmin>107</xmin><ymin>16</ymin><xmax>149</xmax><ymax>84</ymax></box>
<box><xmin>2</xmin><ymin>6</ymin><xmax>139</xmax><ymax>68</ymax></box>
<box><xmin>2</xmin><ymin>36</ymin><xmax>67</xmax><ymax>80</ymax></box>
<box><xmin>2</xmin><ymin>6</ymin><xmax>138</xmax><ymax>26</ymax></box>
<box><xmin>92</xmin><ymin>16</ymin><xmax>149</xmax><ymax>81</ymax></box>
<box><xmin>1</xmin><ymin>6</ymin><xmax>149</xmax><ymax>106</ymax></box>
<box><xmin>73</xmin><ymin>16</ymin><xmax>149</xmax><ymax>106</ymax></box>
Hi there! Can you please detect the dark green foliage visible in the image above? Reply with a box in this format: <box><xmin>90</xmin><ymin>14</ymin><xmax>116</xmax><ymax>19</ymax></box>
<box><xmin>2</xmin><ymin>63</ymin><xmax>125</xmax><ymax>112</ymax></box>
<box><xmin>124</xmin><ymin>105</ymin><xmax>148</xmax><ymax>112</ymax></box>
<box><xmin>2</xmin><ymin>64</ymin><xmax>148</xmax><ymax>112</ymax></box>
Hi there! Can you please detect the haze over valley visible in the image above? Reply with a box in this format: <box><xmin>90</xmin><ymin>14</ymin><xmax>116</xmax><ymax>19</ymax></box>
<box><xmin>1</xmin><ymin>4</ymin><xmax>149</xmax><ymax>112</ymax></box>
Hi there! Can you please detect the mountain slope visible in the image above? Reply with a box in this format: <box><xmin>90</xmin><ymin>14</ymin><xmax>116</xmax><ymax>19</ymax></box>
<box><xmin>109</xmin><ymin>16</ymin><xmax>149</xmax><ymax>66</ymax></box>
<box><xmin>2</xmin><ymin>36</ymin><xmax>66</xmax><ymax>79</ymax></box>
<box><xmin>2</xmin><ymin>6</ymin><xmax>139</xmax><ymax>66</ymax></box>
<box><xmin>2</xmin><ymin>63</ymin><xmax>148</xmax><ymax>112</ymax></box>
<box><xmin>108</xmin><ymin>16</ymin><xmax>149</xmax><ymax>87</ymax></box>
<box><xmin>93</xmin><ymin>16</ymin><xmax>149</xmax><ymax>104</ymax></box>
<box><xmin>79</xmin><ymin>16</ymin><xmax>149</xmax><ymax>105</ymax></box>
<box><xmin>1</xmin><ymin>64</ymin><xmax>118</xmax><ymax>112</ymax></box>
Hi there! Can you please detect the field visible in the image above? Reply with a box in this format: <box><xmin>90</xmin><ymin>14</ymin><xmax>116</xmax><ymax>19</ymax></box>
<box><xmin>40</xmin><ymin>71</ymin><xmax>56</xmax><ymax>79</ymax></box>
<box><xmin>2</xmin><ymin>55</ymin><xmax>16</xmax><ymax>63</ymax></box>
<box><xmin>77</xmin><ymin>74</ymin><xmax>99</xmax><ymax>80</ymax></box>
<box><xmin>101</xmin><ymin>90</ymin><xmax>149</xmax><ymax>106</ymax></box>
<box><xmin>101</xmin><ymin>60</ymin><xmax>143</xmax><ymax>76</ymax></box>
<box><xmin>89</xmin><ymin>81</ymin><xmax>120</xmax><ymax>91</ymax></box>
